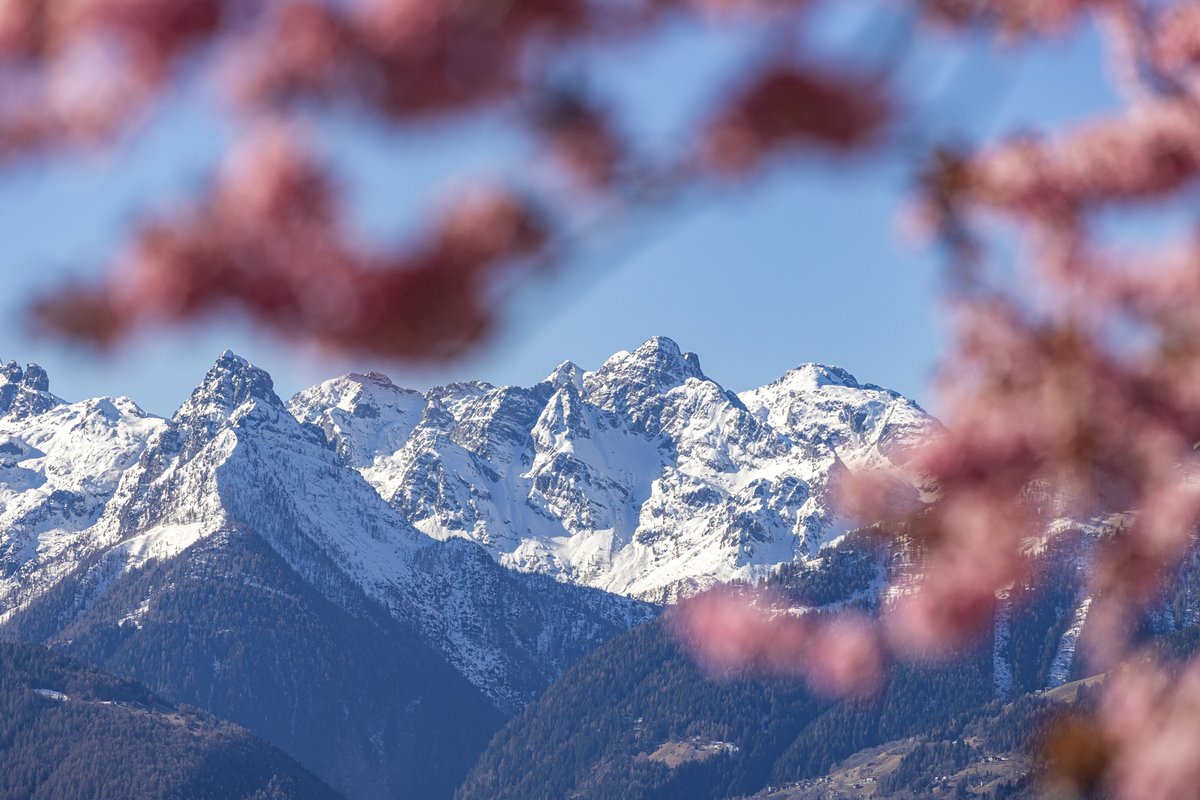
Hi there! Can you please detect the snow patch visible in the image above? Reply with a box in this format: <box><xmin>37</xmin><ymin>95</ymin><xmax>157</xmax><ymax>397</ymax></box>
<box><xmin>117</xmin><ymin>523</ymin><xmax>208</xmax><ymax>569</ymax></box>
<box><xmin>1047</xmin><ymin>596</ymin><xmax>1092</xmax><ymax>688</ymax></box>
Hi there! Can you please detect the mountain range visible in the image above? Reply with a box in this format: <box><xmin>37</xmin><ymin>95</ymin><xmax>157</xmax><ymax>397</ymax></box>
<box><xmin>1</xmin><ymin>336</ymin><xmax>1175</xmax><ymax>799</ymax></box>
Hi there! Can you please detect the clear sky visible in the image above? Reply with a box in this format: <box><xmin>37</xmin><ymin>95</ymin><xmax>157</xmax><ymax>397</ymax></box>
<box><xmin>0</xmin><ymin>8</ymin><xmax>1118</xmax><ymax>418</ymax></box>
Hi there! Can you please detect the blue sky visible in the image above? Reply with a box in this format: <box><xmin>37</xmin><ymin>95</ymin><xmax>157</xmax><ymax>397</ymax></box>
<box><xmin>0</xmin><ymin>8</ymin><xmax>1118</xmax><ymax>418</ymax></box>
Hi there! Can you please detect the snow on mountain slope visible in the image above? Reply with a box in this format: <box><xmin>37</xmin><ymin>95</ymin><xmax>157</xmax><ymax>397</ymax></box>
<box><xmin>289</xmin><ymin>371</ymin><xmax>427</xmax><ymax>482</ymax></box>
<box><xmin>738</xmin><ymin>363</ymin><xmax>932</xmax><ymax>473</ymax></box>
<box><xmin>0</xmin><ymin>352</ymin><xmax>648</xmax><ymax>710</ymax></box>
<box><xmin>292</xmin><ymin>336</ymin><xmax>937</xmax><ymax>602</ymax></box>
<box><xmin>0</xmin><ymin>363</ymin><xmax>164</xmax><ymax>620</ymax></box>
<box><xmin>0</xmin><ymin>342</ymin><xmax>934</xmax><ymax>699</ymax></box>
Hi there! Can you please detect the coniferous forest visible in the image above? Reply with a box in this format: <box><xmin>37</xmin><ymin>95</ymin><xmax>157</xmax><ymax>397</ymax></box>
<box><xmin>0</xmin><ymin>642</ymin><xmax>342</xmax><ymax>800</ymax></box>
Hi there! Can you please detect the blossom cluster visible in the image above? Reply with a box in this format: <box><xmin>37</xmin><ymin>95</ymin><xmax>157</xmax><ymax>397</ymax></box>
<box><xmin>2</xmin><ymin>0</ymin><xmax>889</xmax><ymax>354</ymax></box>
<box><xmin>670</xmin><ymin>3</ymin><xmax>1200</xmax><ymax>797</ymax></box>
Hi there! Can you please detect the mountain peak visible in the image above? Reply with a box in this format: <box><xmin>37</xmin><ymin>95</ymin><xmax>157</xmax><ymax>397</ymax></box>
<box><xmin>214</xmin><ymin>349</ymin><xmax>249</xmax><ymax>370</ymax></box>
<box><xmin>632</xmin><ymin>336</ymin><xmax>703</xmax><ymax>376</ymax></box>
<box><xmin>21</xmin><ymin>363</ymin><xmax>50</xmax><ymax>392</ymax></box>
<box><xmin>289</xmin><ymin>370</ymin><xmax>422</xmax><ymax>422</ymax></box>
<box><xmin>774</xmin><ymin>363</ymin><xmax>861</xmax><ymax>392</ymax></box>
<box><xmin>577</xmin><ymin>337</ymin><xmax>708</xmax><ymax>439</ymax></box>
<box><xmin>0</xmin><ymin>360</ymin><xmax>63</xmax><ymax>419</ymax></box>
<box><xmin>589</xmin><ymin>337</ymin><xmax>704</xmax><ymax>390</ymax></box>
<box><xmin>634</xmin><ymin>334</ymin><xmax>679</xmax><ymax>357</ymax></box>
<box><xmin>178</xmin><ymin>351</ymin><xmax>283</xmax><ymax>421</ymax></box>
<box><xmin>0</xmin><ymin>361</ymin><xmax>51</xmax><ymax>391</ymax></box>
<box><xmin>353</xmin><ymin>371</ymin><xmax>396</xmax><ymax>388</ymax></box>
<box><xmin>543</xmin><ymin>360</ymin><xmax>584</xmax><ymax>391</ymax></box>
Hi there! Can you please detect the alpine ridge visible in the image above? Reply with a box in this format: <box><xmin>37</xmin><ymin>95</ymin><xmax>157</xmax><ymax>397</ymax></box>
<box><xmin>292</xmin><ymin>335</ymin><xmax>935</xmax><ymax>602</ymax></box>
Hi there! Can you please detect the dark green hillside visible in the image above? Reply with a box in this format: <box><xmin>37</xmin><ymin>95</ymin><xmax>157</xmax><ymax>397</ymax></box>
<box><xmin>0</xmin><ymin>641</ymin><xmax>341</xmax><ymax>800</ymax></box>
<box><xmin>457</xmin><ymin>617</ymin><xmax>997</xmax><ymax>800</ymax></box>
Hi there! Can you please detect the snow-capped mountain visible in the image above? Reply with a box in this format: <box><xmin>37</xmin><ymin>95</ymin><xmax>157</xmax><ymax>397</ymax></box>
<box><xmin>0</xmin><ymin>337</ymin><xmax>932</xmax><ymax>699</ymax></box>
<box><xmin>292</xmin><ymin>336</ymin><xmax>934</xmax><ymax>602</ymax></box>
<box><xmin>0</xmin><ymin>361</ymin><xmax>165</xmax><ymax>621</ymax></box>
<box><xmin>0</xmin><ymin>360</ymin><xmax>63</xmax><ymax>420</ymax></box>
<box><xmin>0</xmin><ymin>351</ymin><xmax>664</xmax><ymax>798</ymax></box>
<box><xmin>0</xmin><ymin>337</ymin><xmax>936</xmax><ymax>711</ymax></box>
<box><xmin>0</xmin><ymin>352</ymin><xmax>649</xmax><ymax>712</ymax></box>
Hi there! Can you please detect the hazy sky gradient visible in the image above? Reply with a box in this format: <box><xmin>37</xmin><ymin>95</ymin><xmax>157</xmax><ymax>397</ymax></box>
<box><xmin>0</xmin><ymin>9</ymin><xmax>1117</xmax><ymax>417</ymax></box>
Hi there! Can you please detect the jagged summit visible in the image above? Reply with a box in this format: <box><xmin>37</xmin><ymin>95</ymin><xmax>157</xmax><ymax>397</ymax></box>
<box><xmin>580</xmin><ymin>337</ymin><xmax>707</xmax><ymax>439</ymax></box>
<box><xmin>351</xmin><ymin>371</ymin><xmax>399</xmax><ymax>388</ymax></box>
<box><xmin>543</xmin><ymin>360</ymin><xmax>584</xmax><ymax>391</ymax></box>
<box><xmin>322</xmin><ymin>371</ymin><xmax>423</xmax><ymax>414</ymax></box>
<box><xmin>738</xmin><ymin>361</ymin><xmax>932</xmax><ymax>479</ymax></box>
<box><xmin>585</xmin><ymin>336</ymin><xmax>704</xmax><ymax>391</ymax></box>
<box><xmin>18</xmin><ymin>363</ymin><xmax>49</xmax><ymax>392</ymax></box>
<box><xmin>290</xmin><ymin>370</ymin><xmax>428</xmax><ymax>469</ymax></box>
<box><xmin>0</xmin><ymin>361</ymin><xmax>52</xmax><ymax>392</ymax></box>
<box><xmin>0</xmin><ymin>360</ymin><xmax>63</xmax><ymax>420</ymax></box>
<box><xmin>200</xmin><ymin>349</ymin><xmax>257</xmax><ymax>382</ymax></box>
<box><xmin>294</xmin><ymin>370</ymin><xmax>422</xmax><ymax>410</ymax></box>
<box><xmin>756</xmin><ymin>363</ymin><xmax>919</xmax><ymax>406</ymax></box>
<box><xmin>177</xmin><ymin>351</ymin><xmax>283</xmax><ymax>422</ymax></box>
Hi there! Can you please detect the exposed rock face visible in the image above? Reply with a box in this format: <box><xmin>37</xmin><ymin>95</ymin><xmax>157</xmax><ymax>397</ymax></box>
<box><xmin>0</xmin><ymin>361</ymin><xmax>63</xmax><ymax>421</ymax></box>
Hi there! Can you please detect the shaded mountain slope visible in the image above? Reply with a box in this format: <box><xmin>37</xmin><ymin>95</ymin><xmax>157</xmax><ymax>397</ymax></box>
<box><xmin>4</xmin><ymin>531</ymin><xmax>503</xmax><ymax>800</ymax></box>
<box><xmin>0</xmin><ymin>641</ymin><xmax>341</xmax><ymax>800</ymax></box>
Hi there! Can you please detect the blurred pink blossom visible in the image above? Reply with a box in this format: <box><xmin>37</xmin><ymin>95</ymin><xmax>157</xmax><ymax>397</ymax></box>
<box><xmin>670</xmin><ymin>586</ymin><xmax>882</xmax><ymax>698</ymax></box>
